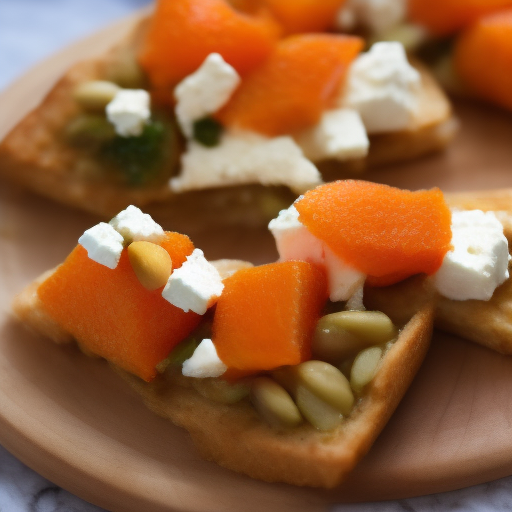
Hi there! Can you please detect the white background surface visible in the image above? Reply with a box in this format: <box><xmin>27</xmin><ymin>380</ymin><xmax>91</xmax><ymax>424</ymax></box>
<box><xmin>2</xmin><ymin>0</ymin><xmax>512</xmax><ymax>510</ymax></box>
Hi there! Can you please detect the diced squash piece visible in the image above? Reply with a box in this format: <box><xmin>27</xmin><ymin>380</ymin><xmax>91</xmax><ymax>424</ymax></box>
<box><xmin>213</xmin><ymin>261</ymin><xmax>328</xmax><ymax>376</ymax></box>
<box><xmin>408</xmin><ymin>0</ymin><xmax>512</xmax><ymax>36</ymax></box>
<box><xmin>217</xmin><ymin>34</ymin><xmax>363</xmax><ymax>136</ymax></box>
<box><xmin>295</xmin><ymin>181</ymin><xmax>452</xmax><ymax>285</ymax></box>
<box><xmin>258</xmin><ymin>0</ymin><xmax>347</xmax><ymax>34</ymax></box>
<box><xmin>38</xmin><ymin>232</ymin><xmax>200</xmax><ymax>382</ymax></box>
<box><xmin>454</xmin><ymin>9</ymin><xmax>512</xmax><ymax>111</ymax></box>
<box><xmin>138</xmin><ymin>0</ymin><xmax>280</xmax><ymax>90</ymax></box>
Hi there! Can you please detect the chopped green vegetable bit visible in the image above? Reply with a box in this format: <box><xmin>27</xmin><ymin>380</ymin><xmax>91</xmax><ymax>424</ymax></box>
<box><xmin>168</xmin><ymin>337</ymin><xmax>200</xmax><ymax>366</ymax></box>
<box><xmin>101</xmin><ymin>120</ymin><xmax>169</xmax><ymax>186</ymax></box>
<box><xmin>193</xmin><ymin>117</ymin><xmax>223</xmax><ymax>147</ymax></box>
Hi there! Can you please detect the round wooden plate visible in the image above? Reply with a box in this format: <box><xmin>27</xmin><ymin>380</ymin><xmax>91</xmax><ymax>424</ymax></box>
<box><xmin>2</xmin><ymin>12</ymin><xmax>512</xmax><ymax>512</ymax></box>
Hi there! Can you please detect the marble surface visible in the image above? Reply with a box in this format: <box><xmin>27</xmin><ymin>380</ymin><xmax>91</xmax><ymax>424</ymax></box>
<box><xmin>2</xmin><ymin>1</ymin><xmax>512</xmax><ymax>511</ymax></box>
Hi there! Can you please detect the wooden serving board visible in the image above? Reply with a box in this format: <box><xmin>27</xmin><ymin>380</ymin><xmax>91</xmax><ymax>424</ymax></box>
<box><xmin>2</xmin><ymin>11</ymin><xmax>512</xmax><ymax>512</ymax></box>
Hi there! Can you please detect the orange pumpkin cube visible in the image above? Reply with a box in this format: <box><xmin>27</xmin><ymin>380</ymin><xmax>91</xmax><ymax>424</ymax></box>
<box><xmin>408</xmin><ymin>0</ymin><xmax>512</xmax><ymax>36</ymax></box>
<box><xmin>295</xmin><ymin>181</ymin><xmax>453</xmax><ymax>285</ymax></box>
<box><xmin>138</xmin><ymin>0</ymin><xmax>280</xmax><ymax>90</ymax></box>
<box><xmin>213</xmin><ymin>261</ymin><xmax>328</xmax><ymax>376</ymax></box>
<box><xmin>454</xmin><ymin>9</ymin><xmax>512</xmax><ymax>112</ymax></box>
<box><xmin>38</xmin><ymin>232</ymin><xmax>201</xmax><ymax>382</ymax></box>
<box><xmin>259</xmin><ymin>0</ymin><xmax>347</xmax><ymax>34</ymax></box>
<box><xmin>217</xmin><ymin>34</ymin><xmax>363</xmax><ymax>136</ymax></box>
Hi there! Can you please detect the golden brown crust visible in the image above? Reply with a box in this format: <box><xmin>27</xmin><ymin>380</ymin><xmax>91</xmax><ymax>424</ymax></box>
<box><xmin>0</xmin><ymin>18</ymin><xmax>456</xmax><ymax>223</ymax></box>
<box><xmin>11</xmin><ymin>269</ymin><xmax>73</xmax><ymax>345</ymax></box>
<box><xmin>12</xmin><ymin>264</ymin><xmax>434</xmax><ymax>488</ymax></box>
<box><xmin>119</xmin><ymin>304</ymin><xmax>433</xmax><ymax>488</ymax></box>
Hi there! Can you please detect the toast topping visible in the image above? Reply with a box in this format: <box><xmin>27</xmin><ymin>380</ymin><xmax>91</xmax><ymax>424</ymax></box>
<box><xmin>73</xmin><ymin>80</ymin><xmax>121</xmax><ymax>112</ymax></box>
<box><xmin>171</xmin><ymin>131</ymin><xmax>322</xmax><ymax>194</ymax></box>
<box><xmin>294</xmin><ymin>180</ymin><xmax>453</xmax><ymax>284</ymax></box>
<box><xmin>217</xmin><ymin>34</ymin><xmax>363</xmax><ymax>136</ymax></box>
<box><xmin>212</xmin><ymin>261</ymin><xmax>328</xmax><ymax>377</ymax></box>
<box><xmin>105</xmin><ymin>89</ymin><xmax>151</xmax><ymax>137</ymax></box>
<box><xmin>269</xmin><ymin>204</ymin><xmax>365</xmax><ymax>301</ymax></box>
<box><xmin>162</xmin><ymin>248</ymin><xmax>224</xmax><ymax>315</ymax></box>
<box><xmin>57</xmin><ymin>0</ymin><xmax>449</xmax><ymax>199</ymax></box>
<box><xmin>37</xmin><ymin>231</ymin><xmax>201</xmax><ymax>382</ymax></box>
<box><xmin>109</xmin><ymin>205</ymin><xmax>165</xmax><ymax>244</ymax></box>
<box><xmin>182</xmin><ymin>338</ymin><xmax>227</xmax><ymax>378</ymax></box>
<box><xmin>250</xmin><ymin>377</ymin><xmax>303</xmax><ymax>429</ymax></box>
<box><xmin>78</xmin><ymin>222</ymin><xmax>124</xmax><ymax>269</ymax></box>
<box><xmin>342</xmin><ymin>42</ymin><xmax>421</xmax><ymax>134</ymax></box>
<box><xmin>312</xmin><ymin>310</ymin><xmax>397</xmax><ymax>363</ymax></box>
<box><xmin>137</xmin><ymin>0</ymin><xmax>280</xmax><ymax>90</ymax></box>
<box><xmin>350</xmin><ymin>345</ymin><xmax>384</xmax><ymax>392</ymax></box>
<box><xmin>434</xmin><ymin>210</ymin><xmax>510</xmax><ymax>300</ymax></box>
<box><xmin>294</xmin><ymin>108</ymin><xmax>369</xmax><ymax>162</ymax></box>
<box><xmin>175</xmin><ymin>53</ymin><xmax>241</xmax><ymax>138</ymax></box>
<box><xmin>127</xmin><ymin>241</ymin><xmax>173</xmax><ymax>291</ymax></box>
<box><xmin>30</xmin><ymin>198</ymin><xmax>437</xmax><ymax>440</ymax></box>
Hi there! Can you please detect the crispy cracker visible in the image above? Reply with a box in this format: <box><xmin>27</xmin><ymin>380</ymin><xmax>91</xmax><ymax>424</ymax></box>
<box><xmin>12</xmin><ymin>263</ymin><xmax>434</xmax><ymax>488</ymax></box>
<box><xmin>0</xmin><ymin>17</ymin><xmax>456</xmax><ymax>222</ymax></box>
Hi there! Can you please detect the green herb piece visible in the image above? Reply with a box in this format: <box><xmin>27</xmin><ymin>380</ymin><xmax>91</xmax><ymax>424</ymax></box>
<box><xmin>193</xmin><ymin>117</ymin><xmax>223</xmax><ymax>147</ymax></box>
<box><xmin>100</xmin><ymin>120</ymin><xmax>169</xmax><ymax>186</ymax></box>
<box><xmin>169</xmin><ymin>337</ymin><xmax>201</xmax><ymax>367</ymax></box>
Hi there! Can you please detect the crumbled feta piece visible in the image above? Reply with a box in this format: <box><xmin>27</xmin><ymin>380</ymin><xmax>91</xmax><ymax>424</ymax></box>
<box><xmin>345</xmin><ymin>284</ymin><xmax>366</xmax><ymax>312</ymax></box>
<box><xmin>182</xmin><ymin>338</ymin><xmax>227</xmax><ymax>378</ymax></box>
<box><xmin>170</xmin><ymin>131</ymin><xmax>322</xmax><ymax>194</ymax></box>
<box><xmin>78</xmin><ymin>222</ymin><xmax>124</xmax><ymax>269</ymax></box>
<box><xmin>175</xmin><ymin>53</ymin><xmax>241</xmax><ymax>138</ymax></box>
<box><xmin>162</xmin><ymin>249</ymin><xmax>224</xmax><ymax>315</ymax></box>
<box><xmin>323</xmin><ymin>245</ymin><xmax>366</xmax><ymax>302</ymax></box>
<box><xmin>106</xmin><ymin>89</ymin><xmax>151</xmax><ymax>137</ymax></box>
<box><xmin>336</xmin><ymin>0</ymin><xmax>406</xmax><ymax>35</ymax></box>
<box><xmin>268</xmin><ymin>205</ymin><xmax>324</xmax><ymax>264</ymax></box>
<box><xmin>295</xmin><ymin>109</ymin><xmax>369</xmax><ymax>162</ymax></box>
<box><xmin>434</xmin><ymin>210</ymin><xmax>510</xmax><ymax>301</ymax></box>
<box><xmin>269</xmin><ymin>205</ymin><xmax>365</xmax><ymax>301</ymax></box>
<box><xmin>341</xmin><ymin>42</ymin><xmax>421</xmax><ymax>134</ymax></box>
<box><xmin>109</xmin><ymin>205</ymin><xmax>165</xmax><ymax>244</ymax></box>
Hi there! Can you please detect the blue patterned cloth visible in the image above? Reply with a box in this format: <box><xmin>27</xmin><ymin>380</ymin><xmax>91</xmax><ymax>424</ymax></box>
<box><xmin>0</xmin><ymin>0</ymin><xmax>151</xmax><ymax>91</ymax></box>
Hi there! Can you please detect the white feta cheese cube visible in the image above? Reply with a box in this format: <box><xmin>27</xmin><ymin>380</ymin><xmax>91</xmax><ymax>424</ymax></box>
<box><xmin>78</xmin><ymin>222</ymin><xmax>124</xmax><ymax>269</ymax></box>
<box><xmin>268</xmin><ymin>205</ymin><xmax>324</xmax><ymax>264</ymax></box>
<box><xmin>345</xmin><ymin>284</ymin><xmax>366</xmax><ymax>311</ymax></box>
<box><xmin>109</xmin><ymin>205</ymin><xmax>165</xmax><ymax>244</ymax></box>
<box><xmin>336</xmin><ymin>0</ymin><xmax>406</xmax><ymax>35</ymax></box>
<box><xmin>162</xmin><ymin>249</ymin><xmax>224</xmax><ymax>315</ymax></box>
<box><xmin>295</xmin><ymin>108</ymin><xmax>369</xmax><ymax>162</ymax></box>
<box><xmin>175</xmin><ymin>53</ymin><xmax>241</xmax><ymax>138</ymax></box>
<box><xmin>342</xmin><ymin>42</ymin><xmax>421</xmax><ymax>134</ymax></box>
<box><xmin>106</xmin><ymin>89</ymin><xmax>150</xmax><ymax>137</ymax></box>
<box><xmin>434</xmin><ymin>210</ymin><xmax>510</xmax><ymax>301</ymax></box>
<box><xmin>324</xmin><ymin>245</ymin><xmax>366</xmax><ymax>302</ymax></box>
<box><xmin>182</xmin><ymin>338</ymin><xmax>227</xmax><ymax>378</ymax></box>
<box><xmin>170</xmin><ymin>131</ymin><xmax>322</xmax><ymax>194</ymax></box>
<box><xmin>268</xmin><ymin>205</ymin><xmax>365</xmax><ymax>301</ymax></box>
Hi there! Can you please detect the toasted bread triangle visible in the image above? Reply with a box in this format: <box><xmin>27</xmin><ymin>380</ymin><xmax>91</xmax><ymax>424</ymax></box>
<box><xmin>12</xmin><ymin>263</ymin><xmax>434</xmax><ymax>488</ymax></box>
<box><xmin>0</xmin><ymin>15</ymin><xmax>456</xmax><ymax>224</ymax></box>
